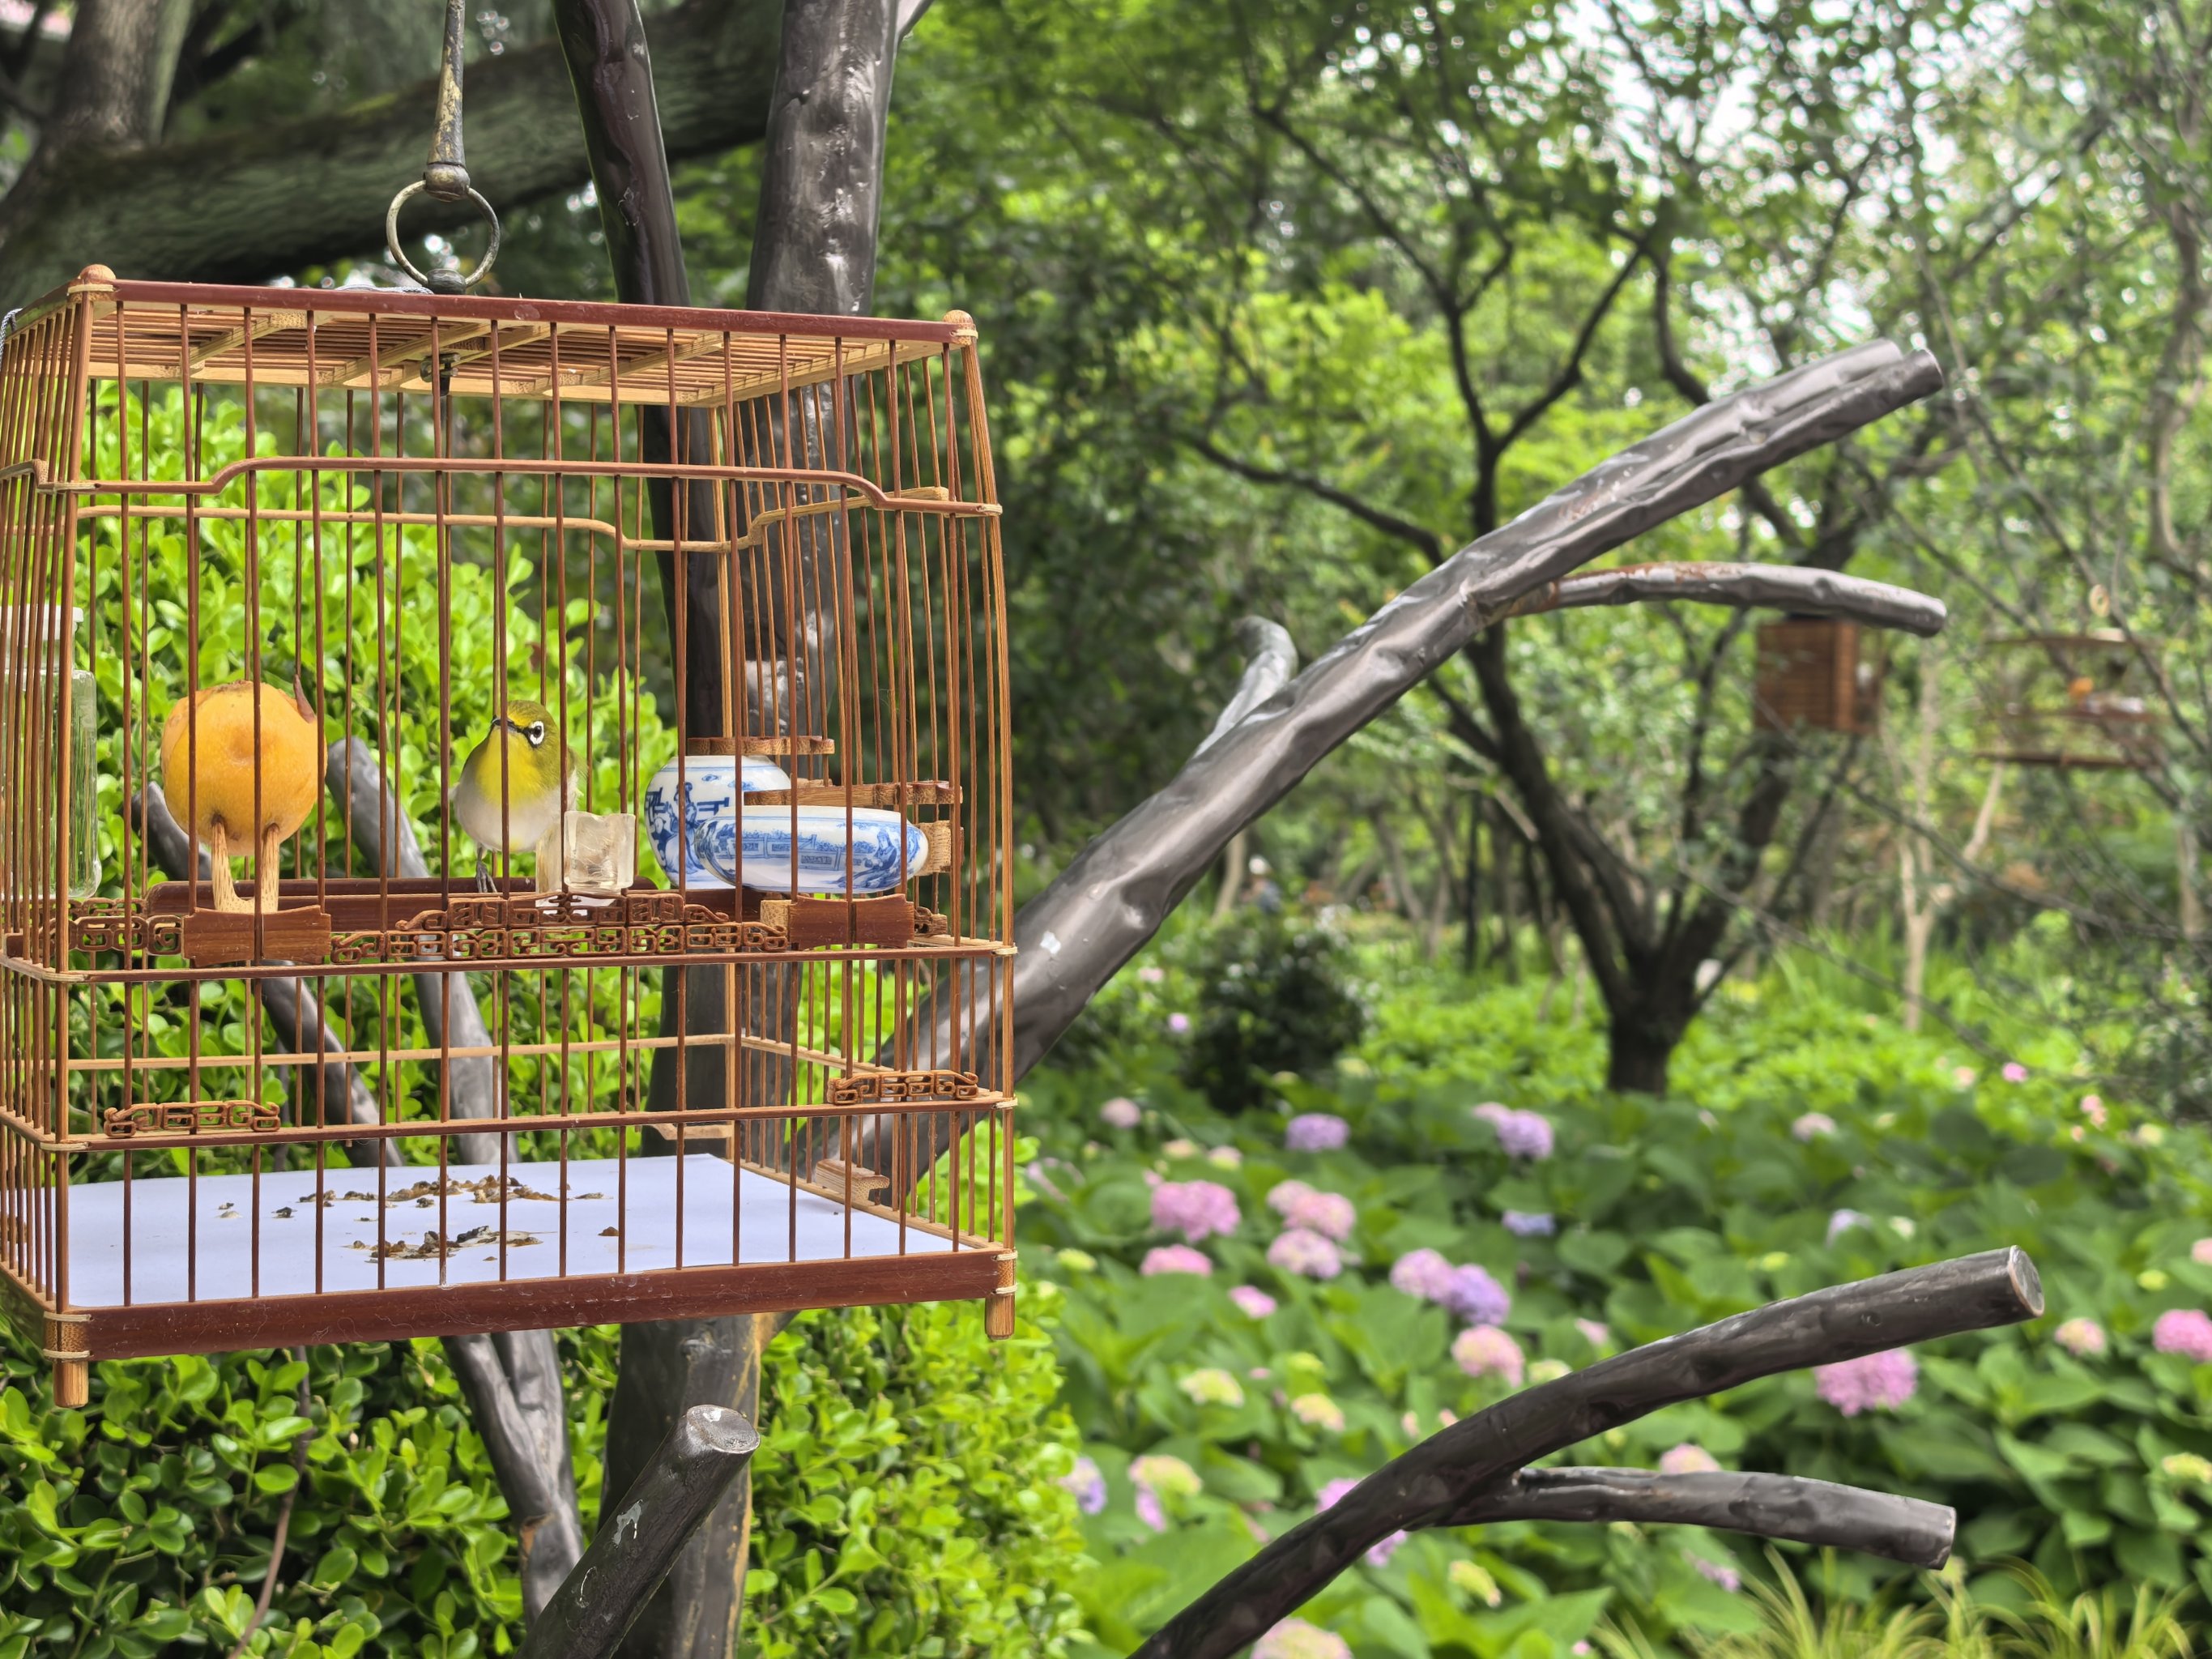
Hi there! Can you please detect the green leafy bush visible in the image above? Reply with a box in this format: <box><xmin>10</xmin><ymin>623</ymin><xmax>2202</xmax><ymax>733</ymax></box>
<box><xmin>0</xmin><ymin>1293</ymin><xmax>1083</xmax><ymax>1657</ymax></box>
<box><xmin>1176</xmin><ymin>911</ymin><xmax>1366</xmax><ymax>1115</ymax></box>
<box><xmin>745</xmin><ymin>1296</ymin><xmax>1089</xmax><ymax>1657</ymax></box>
<box><xmin>1020</xmin><ymin>954</ymin><xmax>2212</xmax><ymax>1656</ymax></box>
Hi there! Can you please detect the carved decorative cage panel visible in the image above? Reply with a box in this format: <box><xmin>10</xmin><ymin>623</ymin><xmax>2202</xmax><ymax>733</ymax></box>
<box><xmin>0</xmin><ymin>269</ymin><xmax>1015</xmax><ymax>1402</ymax></box>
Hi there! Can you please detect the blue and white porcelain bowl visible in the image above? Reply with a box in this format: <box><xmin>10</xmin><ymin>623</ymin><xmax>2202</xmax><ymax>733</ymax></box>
<box><xmin>642</xmin><ymin>755</ymin><xmax>789</xmax><ymax>889</ymax></box>
<box><xmin>733</xmin><ymin>805</ymin><xmax>931</xmax><ymax>894</ymax></box>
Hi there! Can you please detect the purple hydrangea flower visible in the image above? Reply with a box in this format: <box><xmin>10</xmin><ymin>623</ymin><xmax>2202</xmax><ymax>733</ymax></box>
<box><xmin>1100</xmin><ymin>1096</ymin><xmax>1141</xmax><ymax>1130</ymax></box>
<box><xmin>1268</xmin><ymin>1226</ymin><xmax>1343</xmax><ymax>1280</ymax></box>
<box><xmin>2154</xmin><ymin>1308</ymin><xmax>2212</xmax><ymax>1363</ymax></box>
<box><xmin>1152</xmin><ymin>1179</ymin><xmax>1242</xmax><ymax>1243</ymax></box>
<box><xmin>1389</xmin><ymin>1247</ymin><xmax>1457</xmax><ymax>1301</ymax></box>
<box><xmin>1266</xmin><ymin>1179</ymin><xmax>1315</xmax><ymax>1218</ymax></box>
<box><xmin>1501</xmin><ymin>1210</ymin><xmax>1555</xmax><ymax>1238</ymax></box>
<box><xmin>1230</xmin><ymin>1285</ymin><xmax>1278</xmax><ymax>1320</ymax></box>
<box><xmin>1141</xmin><ymin>1244</ymin><xmax>1213</xmax><ymax>1277</ymax></box>
<box><xmin>1826</xmin><ymin>1209</ymin><xmax>1868</xmax><ymax>1245</ymax></box>
<box><xmin>1451</xmin><ymin>1324</ymin><xmax>1525</xmax><ymax>1385</ymax></box>
<box><xmin>1690</xmin><ymin>1553</ymin><xmax>1742</xmax><ymax>1593</ymax></box>
<box><xmin>1285</xmin><ymin>1113</ymin><xmax>1350</xmax><ymax>1152</ymax></box>
<box><xmin>1167</xmin><ymin>1012</ymin><xmax>1192</xmax><ymax>1034</ymax></box>
<box><xmin>1474</xmin><ymin>1103</ymin><xmax>1554</xmax><ymax>1159</ymax></box>
<box><xmin>1441</xmin><ymin>1263</ymin><xmax>1511</xmax><ymax>1326</ymax></box>
<box><xmin>1813</xmin><ymin>1349</ymin><xmax>1918</xmax><ymax>1415</ymax></box>
<box><xmin>1281</xmin><ymin>1188</ymin><xmax>1357</xmax><ymax>1241</ymax></box>
<box><xmin>1058</xmin><ymin>1455</ymin><xmax>1106</xmax><ymax>1515</ymax></box>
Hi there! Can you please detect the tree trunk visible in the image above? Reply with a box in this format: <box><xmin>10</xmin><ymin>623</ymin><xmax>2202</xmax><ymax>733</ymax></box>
<box><xmin>1604</xmin><ymin>1005</ymin><xmax>1686</xmax><ymax>1094</ymax></box>
<box><xmin>557</xmin><ymin>3</ymin><xmax>901</xmax><ymax>1655</ymax></box>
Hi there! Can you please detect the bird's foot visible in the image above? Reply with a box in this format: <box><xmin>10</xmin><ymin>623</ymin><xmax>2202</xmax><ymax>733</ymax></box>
<box><xmin>475</xmin><ymin>862</ymin><xmax>497</xmax><ymax>895</ymax></box>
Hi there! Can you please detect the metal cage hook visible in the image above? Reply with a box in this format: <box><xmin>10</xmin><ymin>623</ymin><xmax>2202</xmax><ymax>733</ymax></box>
<box><xmin>383</xmin><ymin>0</ymin><xmax>501</xmax><ymax>292</ymax></box>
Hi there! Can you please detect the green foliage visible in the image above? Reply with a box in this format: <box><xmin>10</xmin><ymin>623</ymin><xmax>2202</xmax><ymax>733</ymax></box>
<box><xmin>1020</xmin><ymin>946</ymin><xmax>2212</xmax><ymax>1654</ymax></box>
<box><xmin>744</xmin><ymin>1296</ymin><xmax>1089</xmax><ymax>1657</ymax></box>
<box><xmin>0</xmin><ymin>1294</ymin><xmax>1087</xmax><ymax>1659</ymax></box>
<box><xmin>1176</xmin><ymin>911</ymin><xmax>1368</xmax><ymax>1115</ymax></box>
<box><xmin>0</xmin><ymin>1335</ymin><xmax>518</xmax><ymax>1658</ymax></box>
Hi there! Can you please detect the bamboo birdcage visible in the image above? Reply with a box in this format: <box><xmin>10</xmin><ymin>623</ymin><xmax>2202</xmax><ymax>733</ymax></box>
<box><xmin>1975</xmin><ymin>632</ymin><xmax>2163</xmax><ymax>770</ymax></box>
<box><xmin>0</xmin><ymin>267</ymin><xmax>1016</xmax><ymax>1405</ymax></box>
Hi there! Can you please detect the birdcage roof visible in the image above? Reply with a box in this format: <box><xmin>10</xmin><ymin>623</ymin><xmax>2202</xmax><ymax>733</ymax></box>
<box><xmin>24</xmin><ymin>271</ymin><xmax>973</xmax><ymax>407</ymax></box>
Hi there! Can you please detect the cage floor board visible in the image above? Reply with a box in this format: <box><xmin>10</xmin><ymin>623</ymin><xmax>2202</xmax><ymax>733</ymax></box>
<box><xmin>58</xmin><ymin>1154</ymin><xmax>953</xmax><ymax>1307</ymax></box>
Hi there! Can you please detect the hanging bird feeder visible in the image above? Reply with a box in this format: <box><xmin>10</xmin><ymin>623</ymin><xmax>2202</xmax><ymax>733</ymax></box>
<box><xmin>1973</xmin><ymin>631</ymin><xmax>2163</xmax><ymax>770</ymax></box>
<box><xmin>1753</xmin><ymin>614</ymin><xmax>1877</xmax><ymax>735</ymax></box>
<box><xmin>0</xmin><ymin>5</ymin><xmax>1013</xmax><ymax>1406</ymax></box>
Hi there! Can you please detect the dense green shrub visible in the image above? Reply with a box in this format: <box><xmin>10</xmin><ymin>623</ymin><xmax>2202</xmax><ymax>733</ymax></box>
<box><xmin>1020</xmin><ymin>952</ymin><xmax>2212</xmax><ymax>1657</ymax></box>
<box><xmin>1176</xmin><ymin>911</ymin><xmax>1366</xmax><ymax>1115</ymax></box>
<box><xmin>745</xmin><ymin>1297</ymin><xmax>1088</xmax><ymax>1657</ymax></box>
<box><xmin>0</xmin><ymin>1295</ymin><xmax>1082</xmax><ymax>1658</ymax></box>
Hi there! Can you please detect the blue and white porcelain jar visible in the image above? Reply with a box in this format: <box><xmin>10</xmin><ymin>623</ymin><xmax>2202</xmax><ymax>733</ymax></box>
<box><xmin>642</xmin><ymin>754</ymin><xmax>787</xmax><ymax>889</ymax></box>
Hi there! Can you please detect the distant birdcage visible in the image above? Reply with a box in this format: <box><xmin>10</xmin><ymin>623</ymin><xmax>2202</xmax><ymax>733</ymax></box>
<box><xmin>1754</xmin><ymin>616</ymin><xmax>1877</xmax><ymax>735</ymax></box>
<box><xmin>0</xmin><ymin>267</ymin><xmax>1015</xmax><ymax>1405</ymax></box>
<box><xmin>1974</xmin><ymin>632</ymin><xmax>2163</xmax><ymax>770</ymax></box>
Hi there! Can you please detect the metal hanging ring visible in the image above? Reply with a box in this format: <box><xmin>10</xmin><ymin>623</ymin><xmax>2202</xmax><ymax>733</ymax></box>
<box><xmin>385</xmin><ymin>181</ymin><xmax>503</xmax><ymax>294</ymax></box>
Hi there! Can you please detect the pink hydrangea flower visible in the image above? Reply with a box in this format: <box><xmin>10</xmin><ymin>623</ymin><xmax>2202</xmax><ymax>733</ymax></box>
<box><xmin>1792</xmin><ymin>1112</ymin><xmax>1836</xmax><ymax>1141</ymax></box>
<box><xmin>2082</xmin><ymin>1094</ymin><xmax>2108</xmax><ymax>1128</ymax></box>
<box><xmin>1281</xmin><ymin>1188</ymin><xmax>1357</xmax><ymax>1241</ymax></box>
<box><xmin>1167</xmin><ymin>1013</ymin><xmax>1191</xmax><ymax>1034</ymax></box>
<box><xmin>1451</xmin><ymin>1324</ymin><xmax>1525</xmax><ymax>1385</ymax></box>
<box><xmin>2053</xmin><ymin>1318</ymin><xmax>2107</xmax><ymax>1357</ymax></box>
<box><xmin>2001</xmin><ymin>1061</ymin><xmax>2029</xmax><ymax>1083</ymax></box>
<box><xmin>1442</xmin><ymin>1264</ymin><xmax>1511</xmax><ymax>1326</ymax></box>
<box><xmin>1575</xmin><ymin>1318</ymin><xmax>1612</xmax><ymax>1351</ymax></box>
<box><xmin>1138</xmin><ymin>965</ymin><xmax>1166</xmax><ymax>983</ymax></box>
<box><xmin>1289</xmin><ymin>1394</ymin><xmax>1345</xmax><ymax>1432</ymax></box>
<box><xmin>1285</xmin><ymin>1113</ymin><xmax>1349</xmax><ymax>1152</ymax></box>
<box><xmin>1268</xmin><ymin>1227</ymin><xmax>1344</xmax><ymax>1280</ymax></box>
<box><xmin>1814</xmin><ymin>1349</ymin><xmax>1918</xmax><ymax>1415</ymax></box>
<box><xmin>1953</xmin><ymin>1065</ymin><xmax>1977</xmax><ymax>1088</ymax></box>
<box><xmin>1230</xmin><ymin>1285</ymin><xmax>1279</xmax><ymax>1320</ymax></box>
<box><xmin>1389</xmin><ymin>1247</ymin><xmax>1457</xmax><ymax>1301</ymax></box>
<box><xmin>1826</xmin><ymin>1209</ymin><xmax>1868</xmax><ymax>1245</ymax></box>
<box><xmin>1162</xmin><ymin>1138</ymin><xmax>1200</xmax><ymax>1160</ymax></box>
<box><xmin>2154</xmin><ymin>1308</ymin><xmax>2212</xmax><ymax>1363</ymax></box>
<box><xmin>1100</xmin><ymin>1097</ymin><xmax>1141</xmax><ymax>1130</ymax></box>
<box><xmin>2193</xmin><ymin>1240</ymin><xmax>2212</xmax><ymax>1266</ymax></box>
<box><xmin>1208</xmin><ymin>1145</ymin><xmax>1243</xmax><ymax>1169</ymax></box>
<box><xmin>1660</xmin><ymin>1444</ymin><xmax>1720</xmax><ymax>1475</ymax></box>
<box><xmin>1141</xmin><ymin>1244</ymin><xmax>1213</xmax><ymax>1277</ymax></box>
<box><xmin>1252</xmin><ymin>1619</ymin><xmax>1353</xmax><ymax>1659</ymax></box>
<box><xmin>1152</xmin><ymin>1179</ymin><xmax>1241</xmax><ymax>1242</ymax></box>
<box><xmin>1314</xmin><ymin>1478</ymin><xmax>1404</xmax><ymax>1566</ymax></box>
<box><xmin>1130</xmin><ymin>1452</ymin><xmax>1200</xmax><ymax>1532</ymax></box>
<box><xmin>1266</xmin><ymin>1179</ymin><xmax>1315</xmax><ymax>1217</ymax></box>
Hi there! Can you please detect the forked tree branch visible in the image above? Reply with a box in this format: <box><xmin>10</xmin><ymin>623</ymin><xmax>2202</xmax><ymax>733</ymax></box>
<box><xmin>1133</xmin><ymin>1248</ymin><xmax>2043</xmax><ymax>1659</ymax></box>
<box><xmin>955</xmin><ymin>339</ymin><xmax>1942</xmax><ymax>1083</ymax></box>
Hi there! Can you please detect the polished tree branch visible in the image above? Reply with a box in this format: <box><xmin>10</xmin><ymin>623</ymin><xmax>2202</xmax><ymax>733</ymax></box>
<box><xmin>1503</xmin><ymin>561</ymin><xmax>1947</xmax><ymax>637</ymax></box>
<box><xmin>1432</xmin><ymin>1466</ymin><xmax>1954</xmax><ymax>1569</ymax></box>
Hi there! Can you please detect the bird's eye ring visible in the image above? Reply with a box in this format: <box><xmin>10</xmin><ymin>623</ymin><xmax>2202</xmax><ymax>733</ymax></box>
<box><xmin>526</xmin><ymin>722</ymin><xmax>546</xmax><ymax>747</ymax></box>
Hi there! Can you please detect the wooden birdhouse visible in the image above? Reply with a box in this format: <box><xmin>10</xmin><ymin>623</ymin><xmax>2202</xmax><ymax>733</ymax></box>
<box><xmin>0</xmin><ymin>267</ymin><xmax>1015</xmax><ymax>1405</ymax></box>
<box><xmin>1754</xmin><ymin>616</ymin><xmax>1876</xmax><ymax>735</ymax></box>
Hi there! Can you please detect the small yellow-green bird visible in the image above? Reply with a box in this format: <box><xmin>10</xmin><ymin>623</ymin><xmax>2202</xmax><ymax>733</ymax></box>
<box><xmin>450</xmin><ymin>698</ymin><xmax>576</xmax><ymax>891</ymax></box>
